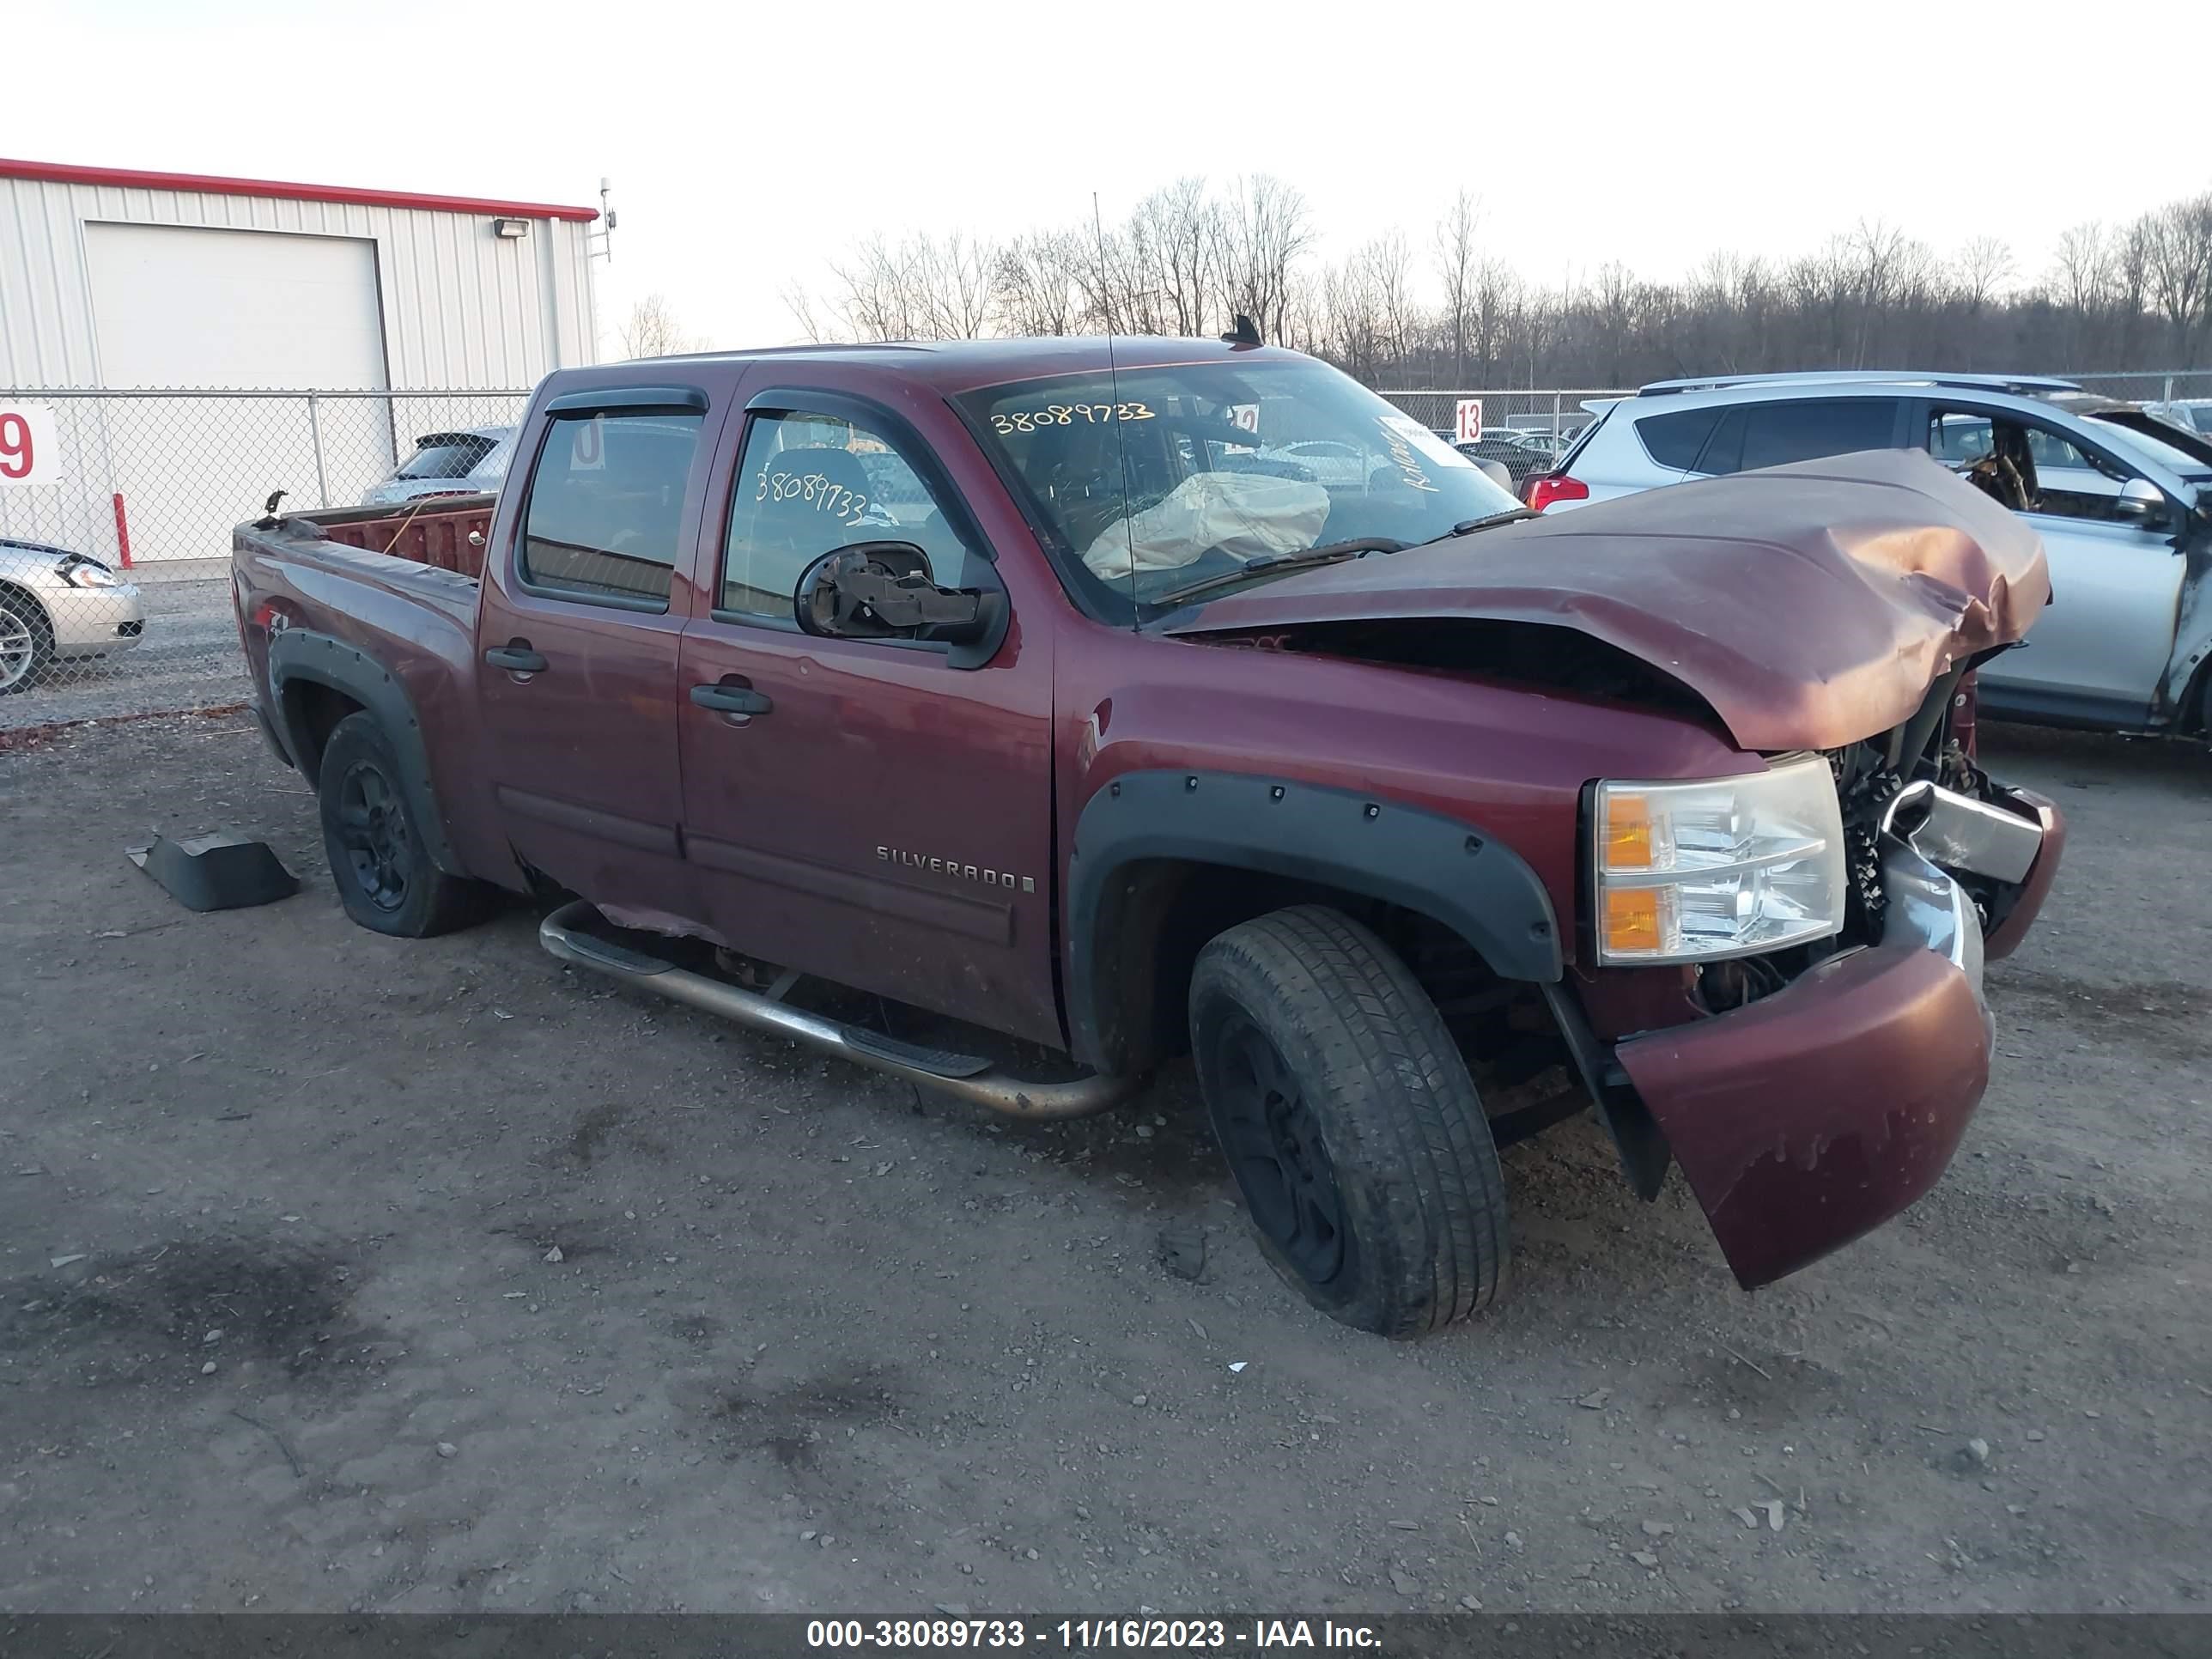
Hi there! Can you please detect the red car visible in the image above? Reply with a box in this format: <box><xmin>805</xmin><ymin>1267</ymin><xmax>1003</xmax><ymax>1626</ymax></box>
<box><xmin>233</xmin><ymin>337</ymin><xmax>2063</xmax><ymax>1337</ymax></box>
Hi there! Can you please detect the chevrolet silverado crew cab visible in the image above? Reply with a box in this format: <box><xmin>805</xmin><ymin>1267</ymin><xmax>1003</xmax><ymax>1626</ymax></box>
<box><xmin>233</xmin><ymin>338</ymin><xmax>2065</xmax><ymax>1338</ymax></box>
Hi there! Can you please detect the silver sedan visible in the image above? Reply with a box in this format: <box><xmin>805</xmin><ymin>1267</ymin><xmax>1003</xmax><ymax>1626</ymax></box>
<box><xmin>0</xmin><ymin>538</ymin><xmax>146</xmax><ymax>694</ymax></box>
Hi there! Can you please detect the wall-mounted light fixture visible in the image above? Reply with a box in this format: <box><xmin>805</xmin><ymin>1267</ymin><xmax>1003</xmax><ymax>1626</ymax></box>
<box><xmin>490</xmin><ymin>217</ymin><xmax>531</xmax><ymax>240</ymax></box>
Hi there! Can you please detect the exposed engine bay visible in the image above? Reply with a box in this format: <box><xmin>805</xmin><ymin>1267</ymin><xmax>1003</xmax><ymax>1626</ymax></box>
<box><xmin>1700</xmin><ymin>657</ymin><xmax>2041</xmax><ymax>1016</ymax></box>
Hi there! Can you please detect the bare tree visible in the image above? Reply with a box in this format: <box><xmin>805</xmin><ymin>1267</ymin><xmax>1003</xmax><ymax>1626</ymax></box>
<box><xmin>1320</xmin><ymin>252</ymin><xmax>1384</xmax><ymax>384</ymax></box>
<box><xmin>2051</xmin><ymin>222</ymin><xmax>2114</xmax><ymax>313</ymax></box>
<box><xmin>1473</xmin><ymin>256</ymin><xmax>1517</xmax><ymax>382</ymax></box>
<box><xmin>997</xmin><ymin>231</ymin><xmax>1083</xmax><ymax>337</ymax></box>
<box><xmin>830</xmin><ymin>234</ymin><xmax>924</xmax><ymax>342</ymax></box>
<box><xmin>619</xmin><ymin>294</ymin><xmax>696</xmax><ymax>358</ymax></box>
<box><xmin>1847</xmin><ymin>219</ymin><xmax>1911</xmax><ymax>365</ymax></box>
<box><xmin>1433</xmin><ymin>189</ymin><xmax>1480</xmax><ymax>384</ymax></box>
<box><xmin>817</xmin><ymin>231</ymin><xmax>1001</xmax><ymax>342</ymax></box>
<box><xmin>1367</xmin><ymin>233</ymin><xmax>1418</xmax><ymax>372</ymax></box>
<box><xmin>1133</xmin><ymin>178</ymin><xmax>1223</xmax><ymax>336</ymax></box>
<box><xmin>1220</xmin><ymin>175</ymin><xmax>1312</xmax><ymax>345</ymax></box>
<box><xmin>2115</xmin><ymin>218</ymin><xmax>2154</xmax><ymax>356</ymax></box>
<box><xmin>1952</xmin><ymin>236</ymin><xmax>2016</xmax><ymax>313</ymax></box>
<box><xmin>1786</xmin><ymin>236</ymin><xmax>1856</xmax><ymax>366</ymax></box>
<box><xmin>2140</xmin><ymin>192</ymin><xmax>2212</xmax><ymax>360</ymax></box>
<box><xmin>781</xmin><ymin>282</ymin><xmax>836</xmax><ymax>344</ymax></box>
<box><xmin>918</xmin><ymin>233</ymin><xmax>1001</xmax><ymax>340</ymax></box>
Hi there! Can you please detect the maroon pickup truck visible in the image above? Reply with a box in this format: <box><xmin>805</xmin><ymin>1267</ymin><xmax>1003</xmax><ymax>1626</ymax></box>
<box><xmin>233</xmin><ymin>338</ymin><xmax>2064</xmax><ymax>1338</ymax></box>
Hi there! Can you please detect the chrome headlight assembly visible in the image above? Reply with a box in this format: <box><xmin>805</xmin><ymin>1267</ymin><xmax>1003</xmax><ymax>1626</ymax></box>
<box><xmin>60</xmin><ymin>556</ymin><xmax>121</xmax><ymax>589</ymax></box>
<box><xmin>1591</xmin><ymin>754</ymin><xmax>1846</xmax><ymax>964</ymax></box>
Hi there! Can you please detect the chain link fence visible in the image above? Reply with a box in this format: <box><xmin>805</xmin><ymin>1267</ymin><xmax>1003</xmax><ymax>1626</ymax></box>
<box><xmin>0</xmin><ymin>388</ymin><xmax>524</xmax><ymax>716</ymax></box>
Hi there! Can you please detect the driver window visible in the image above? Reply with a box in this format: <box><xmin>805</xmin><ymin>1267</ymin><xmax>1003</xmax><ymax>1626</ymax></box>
<box><xmin>1928</xmin><ymin>407</ymin><xmax>2138</xmax><ymax>523</ymax></box>
<box><xmin>720</xmin><ymin>411</ymin><xmax>972</xmax><ymax>622</ymax></box>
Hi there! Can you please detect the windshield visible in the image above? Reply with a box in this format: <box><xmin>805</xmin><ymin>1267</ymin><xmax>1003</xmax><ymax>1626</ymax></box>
<box><xmin>957</xmin><ymin>359</ymin><xmax>1523</xmax><ymax>619</ymax></box>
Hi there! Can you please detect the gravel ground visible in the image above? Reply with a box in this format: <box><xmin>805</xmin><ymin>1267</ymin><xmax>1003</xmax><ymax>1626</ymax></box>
<box><xmin>1</xmin><ymin>569</ymin><xmax>246</xmax><ymax>732</ymax></box>
<box><xmin>1</xmin><ymin>714</ymin><xmax>2206</xmax><ymax>1616</ymax></box>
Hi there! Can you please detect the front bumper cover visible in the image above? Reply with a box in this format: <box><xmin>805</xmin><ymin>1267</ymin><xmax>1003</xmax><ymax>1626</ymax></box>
<box><xmin>1612</xmin><ymin>797</ymin><xmax>2060</xmax><ymax>1289</ymax></box>
<box><xmin>49</xmin><ymin>579</ymin><xmax>147</xmax><ymax>654</ymax></box>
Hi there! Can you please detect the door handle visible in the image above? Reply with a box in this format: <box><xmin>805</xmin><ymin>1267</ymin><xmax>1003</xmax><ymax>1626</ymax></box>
<box><xmin>483</xmin><ymin>644</ymin><xmax>548</xmax><ymax>673</ymax></box>
<box><xmin>690</xmin><ymin>683</ymin><xmax>773</xmax><ymax>716</ymax></box>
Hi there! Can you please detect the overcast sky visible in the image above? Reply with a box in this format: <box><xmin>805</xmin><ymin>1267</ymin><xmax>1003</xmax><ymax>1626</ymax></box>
<box><xmin>9</xmin><ymin>0</ymin><xmax>2209</xmax><ymax>358</ymax></box>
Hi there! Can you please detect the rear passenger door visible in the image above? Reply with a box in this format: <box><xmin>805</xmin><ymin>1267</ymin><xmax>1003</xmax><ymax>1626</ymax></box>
<box><xmin>474</xmin><ymin>387</ymin><xmax>714</xmax><ymax>922</ymax></box>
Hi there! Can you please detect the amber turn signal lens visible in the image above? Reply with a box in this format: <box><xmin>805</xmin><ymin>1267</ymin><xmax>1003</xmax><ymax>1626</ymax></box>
<box><xmin>1602</xmin><ymin>793</ymin><xmax>1653</xmax><ymax>870</ymax></box>
<box><xmin>1602</xmin><ymin>887</ymin><xmax>1664</xmax><ymax>956</ymax></box>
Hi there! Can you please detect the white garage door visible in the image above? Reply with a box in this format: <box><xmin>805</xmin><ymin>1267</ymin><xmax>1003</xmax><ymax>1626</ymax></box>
<box><xmin>85</xmin><ymin>223</ymin><xmax>393</xmax><ymax>560</ymax></box>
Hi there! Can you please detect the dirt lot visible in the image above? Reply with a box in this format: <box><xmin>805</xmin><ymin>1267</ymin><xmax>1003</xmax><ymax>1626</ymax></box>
<box><xmin>2</xmin><ymin>713</ymin><xmax>2207</xmax><ymax>1617</ymax></box>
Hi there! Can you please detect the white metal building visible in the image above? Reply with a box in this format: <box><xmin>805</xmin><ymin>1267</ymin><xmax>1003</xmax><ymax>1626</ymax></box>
<box><xmin>0</xmin><ymin>157</ymin><xmax>601</xmax><ymax>561</ymax></box>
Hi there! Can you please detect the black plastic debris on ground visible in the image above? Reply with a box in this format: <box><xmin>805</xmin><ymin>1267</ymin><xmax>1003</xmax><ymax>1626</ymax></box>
<box><xmin>126</xmin><ymin>833</ymin><xmax>299</xmax><ymax>912</ymax></box>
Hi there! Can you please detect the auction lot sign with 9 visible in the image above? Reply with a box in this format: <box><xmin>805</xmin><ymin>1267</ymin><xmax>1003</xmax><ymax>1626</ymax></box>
<box><xmin>0</xmin><ymin>404</ymin><xmax>64</xmax><ymax>485</ymax></box>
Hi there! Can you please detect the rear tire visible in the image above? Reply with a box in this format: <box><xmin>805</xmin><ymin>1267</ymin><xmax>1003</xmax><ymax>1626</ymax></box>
<box><xmin>0</xmin><ymin>591</ymin><xmax>54</xmax><ymax>694</ymax></box>
<box><xmin>1188</xmin><ymin>904</ymin><xmax>1509</xmax><ymax>1338</ymax></box>
<box><xmin>317</xmin><ymin>711</ymin><xmax>489</xmax><ymax>937</ymax></box>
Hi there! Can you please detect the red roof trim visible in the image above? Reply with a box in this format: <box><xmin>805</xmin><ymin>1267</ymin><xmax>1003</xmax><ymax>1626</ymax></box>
<box><xmin>0</xmin><ymin>157</ymin><xmax>599</xmax><ymax>223</ymax></box>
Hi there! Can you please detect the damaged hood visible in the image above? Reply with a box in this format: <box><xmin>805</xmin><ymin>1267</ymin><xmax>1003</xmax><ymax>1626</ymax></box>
<box><xmin>1161</xmin><ymin>449</ymin><xmax>2051</xmax><ymax>751</ymax></box>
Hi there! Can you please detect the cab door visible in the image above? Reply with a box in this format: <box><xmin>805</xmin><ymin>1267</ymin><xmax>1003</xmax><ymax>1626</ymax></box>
<box><xmin>473</xmin><ymin>386</ymin><xmax>715</xmax><ymax>924</ymax></box>
<box><xmin>674</xmin><ymin>386</ymin><xmax>1061</xmax><ymax>1045</ymax></box>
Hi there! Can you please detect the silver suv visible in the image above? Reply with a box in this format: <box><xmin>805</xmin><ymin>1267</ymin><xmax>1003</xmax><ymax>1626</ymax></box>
<box><xmin>1531</xmin><ymin>372</ymin><xmax>2212</xmax><ymax>738</ymax></box>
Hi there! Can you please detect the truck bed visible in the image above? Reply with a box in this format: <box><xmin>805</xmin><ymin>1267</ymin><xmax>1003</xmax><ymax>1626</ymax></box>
<box><xmin>292</xmin><ymin>495</ymin><xmax>496</xmax><ymax>577</ymax></box>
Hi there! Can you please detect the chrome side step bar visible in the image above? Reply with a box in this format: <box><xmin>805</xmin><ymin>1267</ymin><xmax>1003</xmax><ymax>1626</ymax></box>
<box><xmin>538</xmin><ymin>901</ymin><xmax>1139</xmax><ymax>1121</ymax></box>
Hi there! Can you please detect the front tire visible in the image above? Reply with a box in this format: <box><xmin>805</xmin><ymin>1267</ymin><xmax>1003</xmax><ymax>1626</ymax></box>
<box><xmin>316</xmin><ymin>711</ymin><xmax>488</xmax><ymax>937</ymax></box>
<box><xmin>0</xmin><ymin>591</ymin><xmax>54</xmax><ymax>694</ymax></box>
<box><xmin>1188</xmin><ymin>904</ymin><xmax>1508</xmax><ymax>1337</ymax></box>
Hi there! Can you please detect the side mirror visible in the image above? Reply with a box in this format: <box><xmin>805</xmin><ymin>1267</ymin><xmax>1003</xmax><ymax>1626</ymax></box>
<box><xmin>793</xmin><ymin>541</ymin><xmax>997</xmax><ymax>644</ymax></box>
<box><xmin>2115</xmin><ymin>477</ymin><xmax>2166</xmax><ymax>520</ymax></box>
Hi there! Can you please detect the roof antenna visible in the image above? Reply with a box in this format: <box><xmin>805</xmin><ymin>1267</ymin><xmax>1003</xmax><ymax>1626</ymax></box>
<box><xmin>1095</xmin><ymin>191</ymin><xmax>1140</xmax><ymax>628</ymax></box>
<box><xmin>1221</xmin><ymin>313</ymin><xmax>1261</xmax><ymax>347</ymax></box>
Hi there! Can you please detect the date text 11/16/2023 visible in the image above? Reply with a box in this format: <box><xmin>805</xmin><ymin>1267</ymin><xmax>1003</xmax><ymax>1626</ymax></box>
<box><xmin>805</xmin><ymin>1619</ymin><xmax>1383</xmax><ymax>1649</ymax></box>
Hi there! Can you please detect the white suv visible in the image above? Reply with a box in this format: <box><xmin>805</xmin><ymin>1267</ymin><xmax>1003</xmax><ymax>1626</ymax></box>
<box><xmin>1524</xmin><ymin>372</ymin><xmax>2212</xmax><ymax>738</ymax></box>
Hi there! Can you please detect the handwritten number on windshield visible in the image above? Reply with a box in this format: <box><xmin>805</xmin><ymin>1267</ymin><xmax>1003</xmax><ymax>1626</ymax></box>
<box><xmin>991</xmin><ymin>403</ymin><xmax>1157</xmax><ymax>434</ymax></box>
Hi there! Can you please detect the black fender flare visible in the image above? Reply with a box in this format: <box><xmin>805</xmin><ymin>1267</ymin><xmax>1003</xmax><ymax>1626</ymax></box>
<box><xmin>1066</xmin><ymin>769</ymin><xmax>1563</xmax><ymax>1069</ymax></box>
<box><xmin>265</xmin><ymin>629</ymin><xmax>465</xmax><ymax>875</ymax></box>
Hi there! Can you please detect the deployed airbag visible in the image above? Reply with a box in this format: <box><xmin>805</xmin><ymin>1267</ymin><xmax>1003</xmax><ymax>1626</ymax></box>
<box><xmin>1082</xmin><ymin>471</ymin><xmax>1331</xmax><ymax>579</ymax></box>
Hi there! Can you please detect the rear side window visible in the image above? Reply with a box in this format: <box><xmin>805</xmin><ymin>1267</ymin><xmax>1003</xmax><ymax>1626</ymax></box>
<box><xmin>520</xmin><ymin>412</ymin><xmax>704</xmax><ymax>605</ymax></box>
<box><xmin>1635</xmin><ymin>408</ymin><xmax>1723</xmax><ymax>471</ymax></box>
